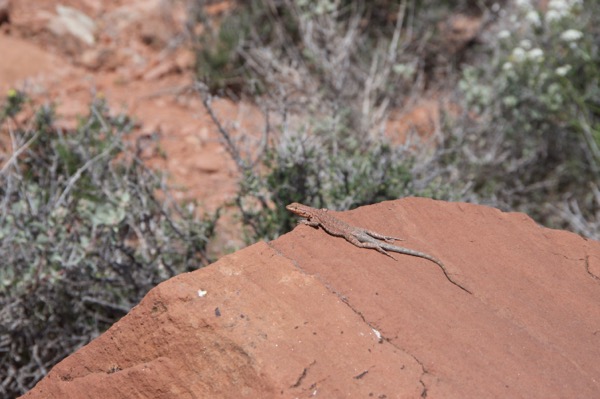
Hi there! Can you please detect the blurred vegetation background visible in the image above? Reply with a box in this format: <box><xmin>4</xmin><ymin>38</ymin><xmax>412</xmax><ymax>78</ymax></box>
<box><xmin>1</xmin><ymin>0</ymin><xmax>598</xmax><ymax>396</ymax></box>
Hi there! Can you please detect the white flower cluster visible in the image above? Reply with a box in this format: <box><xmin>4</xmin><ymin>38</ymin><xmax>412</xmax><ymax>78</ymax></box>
<box><xmin>506</xmin><ymin>44</ymin><xmax>544</xmax><ymax>65</ymax></box>
<box><xmin>546</xmin><ymin>0</ymin><xmax>582</xmax><ymax>23</ymax></box>
<box><xmin>555</xmin><ymin>65</ymin><xmax>572</xmax><ymax>76</ymax></box>
<box><xmin>497</xmin><ymin>30</ymin><xmax>511</xmax><ymax>40</ymax></box>
<box><xmin>560</xmin><ymin>29</ymin><xmax>583</xmax><ymax>42</ymax></box>
<box><xmin>496</xmin><ymin>0</ymin><xmax>585</xmax><ymax>79</ymax></box>
<box><xmin>513</xmin><ymin>0</ymin><xmax>542</xmax><ymax>27</ymax></box>
<box><xmin>547</xmin><ymin>1</ymin><xmax>584</xmax><ymax>49</ymax></box>
<box><xmin>514</xmin><ymin>0</ymin><xmax>582</xmax><ymax>26</ymax></box>
<box><xmin>514</xmin><ymin>0</ymin><xmax>532</xmax><ymax>9</ymax></box>
<box><xmin>500</xmin><ymin>0</ymin><xmax>585</xmax><ymax>48</ymax></box>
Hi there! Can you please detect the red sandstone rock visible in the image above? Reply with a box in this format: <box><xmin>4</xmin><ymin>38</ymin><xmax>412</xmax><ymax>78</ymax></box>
<box><xmin>21</xmin><ymin>198</ymin><xmax>600</xmax><ymax>398</ymax></box>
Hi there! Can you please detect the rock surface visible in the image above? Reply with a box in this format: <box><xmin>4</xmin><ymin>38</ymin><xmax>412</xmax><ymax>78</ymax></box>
<box><xmin>21</xmin><ymin>198</ymin><xmax>600</xmax><ymax>398</ymax></box>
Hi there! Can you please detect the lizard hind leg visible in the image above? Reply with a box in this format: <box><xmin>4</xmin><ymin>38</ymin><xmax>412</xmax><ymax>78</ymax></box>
<box><xmin>365</xmin><ymin>230</ymin><xmax>404</xmax><ymax>242</ymax></box>
<box><xmin>356</xmin><ymin>241</ymin><xmax>399</xmax><ymax>261</ymax></box>
<box><xmin>376</xmin><ymin>247</ymin><xmax>398</xmax><ymax>260</ymax></box>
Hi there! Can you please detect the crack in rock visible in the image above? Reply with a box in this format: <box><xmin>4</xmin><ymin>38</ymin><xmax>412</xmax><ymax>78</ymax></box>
<box><xmin>585</xmin><ymin>255</ymin><xmax>600</xmax><ymax>281</ymax></box>
<box><xmin>290</xmin><ymin>360</ymin><xmax>316</xmax><ymax>389</ymax></box>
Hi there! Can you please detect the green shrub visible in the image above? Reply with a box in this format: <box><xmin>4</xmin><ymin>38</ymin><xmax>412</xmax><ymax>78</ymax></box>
<box><xmin>0</xmin><ymin>95</ymin><xmax>218</xmax><ymax>397</ymax></box>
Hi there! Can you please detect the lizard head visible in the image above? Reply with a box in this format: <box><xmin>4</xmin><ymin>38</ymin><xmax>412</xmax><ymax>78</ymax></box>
<box><xmin>285</xmin><ymin>202</ymin><xmax>312</xmax><ymax>218</ymax></box>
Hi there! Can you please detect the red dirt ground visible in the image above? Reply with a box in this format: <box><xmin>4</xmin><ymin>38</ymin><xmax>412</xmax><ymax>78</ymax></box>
<box><xmin>0</xmin><ymin>0</ymin><xmax>262</xmax><ymax>213</ymax></box>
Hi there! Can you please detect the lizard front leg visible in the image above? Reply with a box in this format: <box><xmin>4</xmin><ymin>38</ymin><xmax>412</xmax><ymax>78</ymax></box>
<box><xmin>299</xmin><ymin>219</ymin><xmax>320</xmax><ymax>228</ymax></box>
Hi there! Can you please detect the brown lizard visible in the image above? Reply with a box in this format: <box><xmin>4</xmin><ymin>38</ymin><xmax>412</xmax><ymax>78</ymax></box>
<box><xmin>286</xmin><ymin>202</ymin><xmax>472</xmax><ymax>294</ymax></box>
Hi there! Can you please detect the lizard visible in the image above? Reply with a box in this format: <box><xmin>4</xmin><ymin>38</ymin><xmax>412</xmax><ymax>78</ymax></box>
<box><xmin>286</xmin><ymin>202</ymin><xmax>472</xmax><ymax>294</ymax></box>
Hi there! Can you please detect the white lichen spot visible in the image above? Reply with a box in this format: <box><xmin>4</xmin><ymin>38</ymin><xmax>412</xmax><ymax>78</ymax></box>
<box><xmin>372</xmin><ymin>328</ymin><xmax>382</xmax><ymax>342</ymax></box>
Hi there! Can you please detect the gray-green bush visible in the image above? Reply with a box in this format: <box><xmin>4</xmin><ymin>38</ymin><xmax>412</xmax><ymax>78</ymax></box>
<box><xmin>197</xmin><ymin>0</ymin><xmax>599</xmax><ymax>240</ymax></box>
<box><xmin>191</xmin><ymin>0</ymin><xmax>491</xmax><ymax>241</ymax></box>
<box><xmin>200</xmin><ymin>84</ymin><xmax>448</xmax><ymax>242</ymax></box>
<box><xmin>0</xmin><ymin>94</ymin><xmax>218</xmax><ymax>397</ymax></box>
<box><xmin>441</xmin><ymin>0</ymin><xmax>600</xmax><ymax>237</ymax></box>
